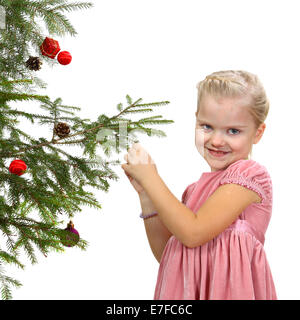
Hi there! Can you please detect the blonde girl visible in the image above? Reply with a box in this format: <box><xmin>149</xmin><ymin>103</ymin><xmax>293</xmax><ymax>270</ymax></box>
<box><xmin>121</xmin><ymin>70</ymin><xmax>277</xmax><ymax>300</ymax></box>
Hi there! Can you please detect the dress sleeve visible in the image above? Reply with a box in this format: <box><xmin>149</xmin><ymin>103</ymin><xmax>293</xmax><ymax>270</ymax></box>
<box><xmin>219</xmin><ymin>159</ymin><xmax>272</xmax><ymax>205</ymax></box>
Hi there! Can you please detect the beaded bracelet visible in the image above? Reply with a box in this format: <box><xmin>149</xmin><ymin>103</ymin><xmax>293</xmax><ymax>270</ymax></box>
<box><xmin>139</xmin><ymin>211</ymin><xmax>158</xmax><ymax>219</ymax></box>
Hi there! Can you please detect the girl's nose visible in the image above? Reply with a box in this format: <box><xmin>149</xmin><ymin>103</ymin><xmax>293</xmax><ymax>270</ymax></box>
<box><xmin>210</xmin><ymin>131</ymin><xmax>225</xmax><ymax>147</ymax></box>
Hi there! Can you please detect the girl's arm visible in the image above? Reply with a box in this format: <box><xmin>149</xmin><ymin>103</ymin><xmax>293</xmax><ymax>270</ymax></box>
<box><xmin>141</xmin><ymin>173</ymin><xmax>261</xmax><ymax>248</ymax></box>
<box><xmin>139</xmin><ymin>192</ymin><xmax>173</xmax><ymax>263</ymax></box>
<box><xmin>122</xmin><ymin>143</ymin><xmax>261</xmax><ymax>248</ymax></box>
<box><xmin>141</xmin><ymin>174</ymin><xmax>196</xmax><ymax>247</ymax></box>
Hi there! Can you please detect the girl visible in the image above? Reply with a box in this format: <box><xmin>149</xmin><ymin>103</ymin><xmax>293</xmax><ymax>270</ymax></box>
<box><xmin>121</xmin><ymin>70</ymin><xmax>277</xmax><ymax>300</ymax></box>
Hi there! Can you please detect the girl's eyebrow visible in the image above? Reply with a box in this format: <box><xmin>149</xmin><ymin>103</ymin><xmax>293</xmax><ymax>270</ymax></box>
<box><xmin>196</xmin><ymin>119</ymin><xmax>248</xmax><ymax>128</ymax></box>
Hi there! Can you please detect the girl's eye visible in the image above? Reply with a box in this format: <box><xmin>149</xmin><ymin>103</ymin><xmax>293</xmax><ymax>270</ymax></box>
<box><xmin>228</xmin><ymin>128</ymin><xmax>240</xmax><ymax>135</ymax></box>
<box><xmin>200</xmin><ymin>124</ymin><xmax>240</xmax><ymax>135</ymax></box>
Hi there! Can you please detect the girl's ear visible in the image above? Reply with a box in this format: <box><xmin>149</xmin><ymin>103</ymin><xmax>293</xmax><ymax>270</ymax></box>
<box><xmin>253</xmin><ymin>123</ymin><xmax>266</xmax><ymax>144</ymax></box>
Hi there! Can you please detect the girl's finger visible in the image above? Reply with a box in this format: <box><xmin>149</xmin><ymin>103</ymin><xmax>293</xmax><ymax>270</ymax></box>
<box><xmin>127</xmin><ymin>149</ymin><xmax>139</xmax><ymax>164</ymax></box>
<box><xmin>128</xmin><ymin>147</ymin><xmax>139</xmax><ymax>156</ymax></box>
<box><xmin>124</xmin><ymin>171</ymin><xmax>133</xmax><ymax>181</ymax></box>
<box><xmin>132</xmin><ymin>142</ymin><xmax>142</xmax><ymax>150</ymax></box>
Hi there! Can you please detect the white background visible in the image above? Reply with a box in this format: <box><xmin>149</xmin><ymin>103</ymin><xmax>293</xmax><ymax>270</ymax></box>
<box><xmin>7</xmin><ymin>0</ymin><xmax>300</xmax><ymax>299</ymax></box>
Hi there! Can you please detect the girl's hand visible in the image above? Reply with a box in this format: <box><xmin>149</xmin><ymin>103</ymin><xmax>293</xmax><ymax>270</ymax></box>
<box><xmin>123</xmin><ymin>171</ymin><xmax>145</xmax><ymax>195</ymax></box>
<box><xmin>121</xmin><ymin>143</ymin><xmax>158</xmax><ymax>187</ymax></box>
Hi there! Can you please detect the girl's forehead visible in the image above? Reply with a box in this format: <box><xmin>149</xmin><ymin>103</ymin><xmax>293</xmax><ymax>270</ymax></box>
<box><xmin>198</xmin><ymin>95</ymin><xmax>252</xmax><ymax>122</ymax></box>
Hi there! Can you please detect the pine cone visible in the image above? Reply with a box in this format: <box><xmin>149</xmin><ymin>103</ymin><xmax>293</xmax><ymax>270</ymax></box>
<box><xmin>54</xmin><ymin>122</ymin><xmax>70</xmax><ymax>138</ymax></box>
<box><xmin>25</xmin><ymin>56</ymin><xmax>43</xmax><ymax>71</ymax></box>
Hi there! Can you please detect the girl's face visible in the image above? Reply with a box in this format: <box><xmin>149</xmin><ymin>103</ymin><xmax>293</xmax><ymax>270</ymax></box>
<box><xmin>195</xmin><ymin>95</ymin><xmax>265</xmax><ymax>172</ymax></box>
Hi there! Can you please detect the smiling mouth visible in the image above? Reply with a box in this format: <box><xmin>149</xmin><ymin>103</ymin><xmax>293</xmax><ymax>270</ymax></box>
<box><xmin>207</xmin><ymin>148</ymin><xmax>230</xmax><ymax>153</ymax></box>
<box><xmin>207</xmin><ymin>148</ymin><xmax>230</xmax><ymax>157</ymax></box>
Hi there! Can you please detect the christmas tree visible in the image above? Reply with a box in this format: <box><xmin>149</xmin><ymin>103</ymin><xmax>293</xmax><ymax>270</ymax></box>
<box><xmin>0</xmin><ymin>0</ymin><xmax>173</xmax><ymax>299</ymax></box>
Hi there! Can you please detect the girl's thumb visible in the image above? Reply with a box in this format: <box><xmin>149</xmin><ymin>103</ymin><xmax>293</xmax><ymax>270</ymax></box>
<box><xmin>121</xmin><ymin>163</ymin><xmax>132</xmax><ymax>176</ymax></box>
<box><xmin>121</xmin><ymin>163</ymin><xmax>128</xmax><ymax>170</ymax></box>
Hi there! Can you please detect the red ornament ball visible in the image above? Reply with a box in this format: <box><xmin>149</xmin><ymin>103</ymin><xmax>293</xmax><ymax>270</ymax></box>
<box><xmin>40</xmin><ymin>37</ymin><xmax>61</xmax><ymax>59</ymax></box>
<box><xmin>57</xmin><ymin>51</ymin><xmax>72</xmax><ymax>65</ymax></box>
<box><xmin>9</xmin><ymin>159</ymin><xmax>27</xmax><ymax>176</ymax></box>
<box><xmin>61</xmin><ymin>221</ymin><xmax>80</xmax><ymax>247</ymax></box>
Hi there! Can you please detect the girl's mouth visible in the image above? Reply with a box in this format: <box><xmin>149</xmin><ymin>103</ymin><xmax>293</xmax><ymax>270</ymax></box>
<box><xmin>207</xmin><ymin>148</ymin><xmax>230</xmax><ymax>158</ymax></box>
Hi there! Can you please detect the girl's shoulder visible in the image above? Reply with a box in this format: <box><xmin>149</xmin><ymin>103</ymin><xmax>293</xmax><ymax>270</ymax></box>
<box><xmin>220</xmin><ymin>159</ymin><xmax>272</xmax><ymax>205</ymax></box>
<box><xmin>224</xmin><ymin>159</ymin><xmax>271</xmax><ymax>180</ymax></box>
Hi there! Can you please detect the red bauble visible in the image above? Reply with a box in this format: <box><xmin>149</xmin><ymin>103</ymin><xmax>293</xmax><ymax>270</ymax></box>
<box><xmin>57</xmin><ymin>51</ymin><xmax>72</xmax><ymax>65</ymax></box>
<box><xmin>40</xmin><ymin>37</ymin><xmax>61</xmax><ymax>59</ymax></box>
<box><xmin>61</xmin><ymin>221</ymin><xmax>80</xmax><ymax>247</ymax></box>
<box><xmin>9</xmin><ymin>159</ymin><xmax>27</xmax><ymax>176</ymax></box>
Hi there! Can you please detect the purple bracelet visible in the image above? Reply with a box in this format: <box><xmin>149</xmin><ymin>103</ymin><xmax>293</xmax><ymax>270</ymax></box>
<box><xmin>140</xmin><ymin>211</ymin><xmax>158</xmax><ymax>219</ymax></box>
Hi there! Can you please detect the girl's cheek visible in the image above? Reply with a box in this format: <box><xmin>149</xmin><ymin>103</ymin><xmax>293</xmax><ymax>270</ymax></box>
<box><xmin>195</xmin><ymin>129</ymin><xmax>206</xmax><ymax>156</ymax></box>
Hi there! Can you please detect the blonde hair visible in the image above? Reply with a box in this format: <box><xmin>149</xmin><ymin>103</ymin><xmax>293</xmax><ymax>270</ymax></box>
<box><xmin>195</xmin><ymin>70</ymin><xmax>270</xmax><ymax>160</ymax></box>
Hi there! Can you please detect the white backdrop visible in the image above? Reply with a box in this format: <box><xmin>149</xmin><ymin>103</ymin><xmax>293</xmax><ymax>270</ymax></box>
<box><xmin>7</xmin><ymin>0</ymin><xmax>300</xmax><ymax>299</ymax></box>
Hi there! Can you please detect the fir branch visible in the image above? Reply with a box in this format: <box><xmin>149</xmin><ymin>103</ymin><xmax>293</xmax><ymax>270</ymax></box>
<box><xmin>17</xmin><ymin>0</ymin><xmax>93</xmax><ymax>37</ymax></box>
<box><xmin>43</xmin><ymin>9</ymin><xmax>77</xmax><ymax>36</ymax></box>
<box><xmin>134</xmin><ymin>101</ymin><xmax>171</xmax><ymax>108</ymax></box>
<box><xmin>0</xmin><ymin>91</ymin><xmax>49</xmax><ymax>104</ymax></box>
<box><xmin>0</xmin><ymin>96</ymin><xmax>172</xmax><ymax>159</ymax></box>
<box><xmin>0</xmin><ymin>264</ymin><xmax>22</xmax><ymax>300</ymax></box>
<box><xmin>124</xmin><ymin>108</ymin><xmax>154</xmax><ymax>114</ymax></box>
<box><xmin>53</xmin><ymin>1</ymin><xmax>94</xmax><ymax>12</ymax></box>
<box><xmin>0</xmin><ymin>251</ymin><xmax>24</xmax><ymax>269</ymax></box>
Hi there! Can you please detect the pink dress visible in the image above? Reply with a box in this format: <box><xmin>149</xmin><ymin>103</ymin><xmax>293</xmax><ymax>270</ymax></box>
<box><xmin>154</xmin><ymin>159</ymin><xmax>277</xmax><ymax>300</ymax></box>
